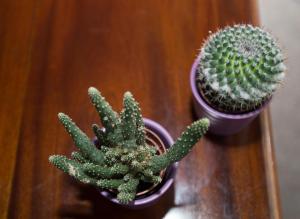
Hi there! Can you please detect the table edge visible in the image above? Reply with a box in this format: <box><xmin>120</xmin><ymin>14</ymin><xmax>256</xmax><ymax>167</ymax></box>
<box><xmin>260</xmin><ymin>108</ymin><xmax>282</xmax><ymax>219</ymax></box>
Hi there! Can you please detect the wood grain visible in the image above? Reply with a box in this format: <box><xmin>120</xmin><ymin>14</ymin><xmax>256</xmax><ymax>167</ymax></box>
<box><xmin>0</xmin><ymin>1</ymin><xmax>37</xmax><ymax>218</ymax></box>
<box><xmin>0</xmin><ymin>0</ymin><xmax>281</xmax><ymax>218</ymax></box>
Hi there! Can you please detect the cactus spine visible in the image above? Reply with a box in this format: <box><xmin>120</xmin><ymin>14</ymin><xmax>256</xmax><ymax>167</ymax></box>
<box><xmin>197</xmin><ymin>24</ymin><xmax>286</xmax><ymax>113</ymax></box>
<box><xmin>49</xmin><ymin>87</ymin><xmax>209</xmax><ymax>204</ymax></box>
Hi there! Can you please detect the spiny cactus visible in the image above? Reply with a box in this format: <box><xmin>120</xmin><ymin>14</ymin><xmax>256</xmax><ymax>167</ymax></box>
<box><xmin>49</xmin><ymin>87</ymin><xmax>209</xmax><ymax>204</ymax></box>
<box><xmin>197</xmin><ymin>24</ymin><xmax>286</xmax><ymax>113</ymax></box>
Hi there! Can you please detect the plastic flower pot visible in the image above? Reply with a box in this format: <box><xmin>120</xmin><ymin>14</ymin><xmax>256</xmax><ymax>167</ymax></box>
<box><xmin>99</xmin><ymin>118</ymin><xmax>177</xmax><ymax>209</ymax></box>
<box><xmin>190</xmin><ymin>57</ymin><xmax>270</xmax><ymax>136</ymax></box>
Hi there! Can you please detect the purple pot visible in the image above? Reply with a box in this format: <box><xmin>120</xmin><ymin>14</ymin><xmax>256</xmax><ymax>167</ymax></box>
<box><xmin>99</xmin><ymin>118</ymin><xmax>177</xmax><ymax>209</ymax></box>
<box><xmin>190</xmin><ymin>57</ymin><xmax>269</xmax><ymax>136</ymax></box>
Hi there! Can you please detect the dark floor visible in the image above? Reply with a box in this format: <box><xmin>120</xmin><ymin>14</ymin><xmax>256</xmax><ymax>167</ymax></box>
<box><xmin>259</xmin><ymin>0</ymin><xmax>300</xmax><ymax>218</ymax></box>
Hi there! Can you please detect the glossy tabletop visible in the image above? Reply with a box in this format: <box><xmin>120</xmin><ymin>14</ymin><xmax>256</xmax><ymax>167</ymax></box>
<box><xmin>0</xmin><ymin>0</ymin><xmax>281</xmax><ymax>218</ymax></box>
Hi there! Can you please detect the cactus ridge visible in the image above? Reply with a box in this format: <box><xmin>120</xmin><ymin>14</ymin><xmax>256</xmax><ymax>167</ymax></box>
<box><xmin>49</xmin><ymin>87</ymin><xmax>209</xmax><ymax>204</ymax></box>
<box><xmin>197</xmin><ymin>24</ymin><xmax>286</xmax><ymax>113</ymax></box>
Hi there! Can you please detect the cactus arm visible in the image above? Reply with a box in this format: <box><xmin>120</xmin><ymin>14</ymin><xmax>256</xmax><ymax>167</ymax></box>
<box><xmin>71</xmin><ymin>151</ymin><xmax>88</xmax><ymax>163</ymax></box>
<box><xmin>117</xmin><ymin>192</ymin><xmax>136</xmax><ymax>204</ymax></box>
<box><xmin>150</xmin><ymin>118</ymin><xmax>209</xmax><ymax>173</ymax></box>
<box><xmin>49</xmin><ymin>155</ymin><xmax>97</xmax><ymax>185</ymax></box>
<box><xmin>92</xmin><ymin>124</ymin><xmax>110</xmax><ymax>146</ymax></box>
<box><xmin>118</xmin><ymin>178</ymin><xmax>139</xmax><ymax>192</ymax></box>
<box><xmin>141</xmin><ymin>174</ymin><xmax>162</xmax><ymax>184</ymax></box>
<box><xmin>117</xmin><ymin>178</ymin><xmax>139</xmax><ymax>204</ymax></box>
<box><xmin>88</xmin><ymin>87</ymin><xmax>119</xmax><ymax>132</ymax></box>
<box><xmin>120</xmin><ymin>91</ymin><xmax>146</xmax><ymax>145</ymax></box>
<box><xmin>120</xmin><ymin>92</ymin><xmax>137</xmax><ymax>141</ymax></box>
<box><xmin>83</xmin><ymin>163</ymin><xmax>129</xmax><ymax>178</ymax></box>
<box><xmin>96</xmin><ymin>179</ymin><xmax>124</xmax><ymax>189</ymax></box>
<box><xmin>134</xmin><ymin>100</ymin><xmax>146</xmax><ymax>145</ymax></box>
<box><xmin>58</xmin><ymin>113</ymin><xmax>104</xmax><ymax>164</ymax></box>
<box><xmin>141</xmin><ymin>168</ymin><xmax>162</xmax><ymax>183</ymax></box>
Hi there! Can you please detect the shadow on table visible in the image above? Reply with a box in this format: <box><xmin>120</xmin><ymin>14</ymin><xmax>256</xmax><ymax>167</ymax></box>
<box><xmin>58</xmin><ymin>179</ymin><xmax>174</xmax><ymax>219</ymax></box>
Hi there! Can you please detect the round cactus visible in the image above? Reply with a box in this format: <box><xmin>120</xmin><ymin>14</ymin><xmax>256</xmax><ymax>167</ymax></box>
<box><xmin>196</xmin><ymin>24</ymin><xmax>286</xmax><ymax>113</ymax></box>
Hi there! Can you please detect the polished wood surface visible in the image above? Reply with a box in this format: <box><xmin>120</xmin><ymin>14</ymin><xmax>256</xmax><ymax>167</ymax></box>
<box><xmin>0</xmin><ymin>0</ymin><xmax>281</xmax><ymax>218</ymax></box>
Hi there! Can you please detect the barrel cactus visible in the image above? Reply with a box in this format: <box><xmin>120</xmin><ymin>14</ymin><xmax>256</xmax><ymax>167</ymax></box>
<box><xmin>197</xmin><ymin>24</ymin><xmax>286</xmax><ymax>113</ymax></box>
<box><xmin>49</xmin><ymin>87</ymin><xmax>209</xmax><ymax>204</ymax></box>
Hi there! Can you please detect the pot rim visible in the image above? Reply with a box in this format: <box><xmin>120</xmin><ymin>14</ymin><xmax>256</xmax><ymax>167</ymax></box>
<box><xmin>99</xmin><ymin>118</ymin><xmax>177</xmax><ymax>208</ymax></box>
<box><xmin>190</xmin><ymin>56</ymin><xmax>270</xmax><ymax>120</ymax></box>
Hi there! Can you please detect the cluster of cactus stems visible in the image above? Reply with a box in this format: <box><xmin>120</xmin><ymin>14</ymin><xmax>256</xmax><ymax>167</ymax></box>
<box><xmin>49</xmin><ymin>87</ymin><xmax>209</xmax><ymax>204</ymax></box>
<box><xmin>197</xmin><ymin>24</ymin><xmax>286</xmax><ymax>113</ymax></box>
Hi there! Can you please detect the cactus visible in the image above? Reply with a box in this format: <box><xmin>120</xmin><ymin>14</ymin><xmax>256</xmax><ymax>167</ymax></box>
<box><xmin>196</xmin><ymin>24</ymin><xmax>286</xmax><ymax>113</ymax></box>
<box><xmin>49</xmin><ymin>87</ymin><xmax>209</xmax><ymax>204</ymax></box>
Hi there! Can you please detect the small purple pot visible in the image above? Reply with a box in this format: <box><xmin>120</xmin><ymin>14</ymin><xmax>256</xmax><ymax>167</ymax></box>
<box><xmin>190</xmin><ymin>58</ymin><xmax>269</xmax><ymax>135</ymax></box>
<box><xmin>99</xmin><ymin>118</ymin><xmax>177</xmax><ymax>209</ymax></box>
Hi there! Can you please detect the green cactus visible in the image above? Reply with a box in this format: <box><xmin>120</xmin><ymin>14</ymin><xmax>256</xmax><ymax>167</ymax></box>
<box><xmin>49</xmin><ymin>87</ymin><xmax>209</xmax><ymax>204</ymax></box>
<box><xmin>197</xmin><ymin>24</ymin><xmax>286</xmax><ymax>113</ymax></box>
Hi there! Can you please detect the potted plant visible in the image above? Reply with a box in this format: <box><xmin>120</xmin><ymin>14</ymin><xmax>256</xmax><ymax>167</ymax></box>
<box><xmin>49</xmin><ymin>87</ymin><xmax>209</xmax><ymax>208</ymax></box>
<box><xmin>190</xmin><ymin>24</ymin><xmax>286</xmax><ymax>135</ymax></box>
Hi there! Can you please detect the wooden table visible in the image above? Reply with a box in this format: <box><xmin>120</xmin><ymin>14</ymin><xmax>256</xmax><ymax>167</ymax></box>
<box><xmin>0</xmin><ymin>0</ymin><xmax>281</xmax><ymax>218</ymax></box>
